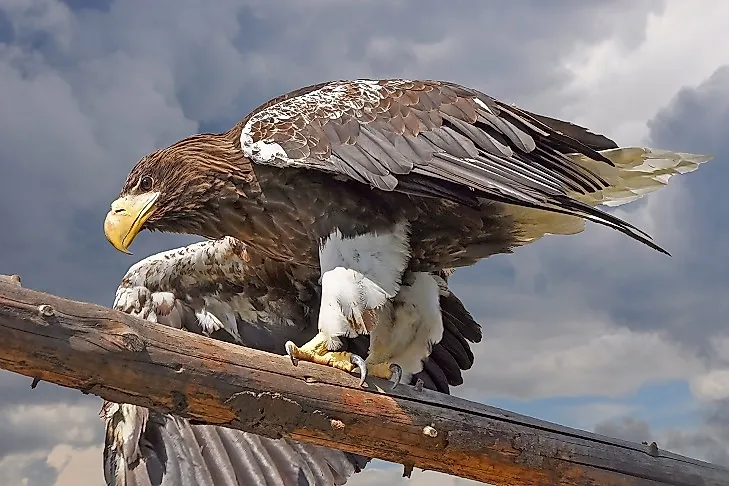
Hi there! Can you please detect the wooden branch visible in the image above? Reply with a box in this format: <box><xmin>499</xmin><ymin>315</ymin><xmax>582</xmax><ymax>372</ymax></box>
<box><xmin>0</xmin><ymin>278</ymin><xmax>726</xmax><ymax>486</ymax></box>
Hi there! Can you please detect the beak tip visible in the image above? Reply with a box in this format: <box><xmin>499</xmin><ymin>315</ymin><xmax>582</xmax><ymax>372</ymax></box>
<box><xmin>103</xmin><ymin>192</ymin><xmax>158</xmax><ymax>255</ymax></box>
<box><xmin>104</xmin><ymin>216</ymin><xmax>132</xmax><ymax>255</ymax></box>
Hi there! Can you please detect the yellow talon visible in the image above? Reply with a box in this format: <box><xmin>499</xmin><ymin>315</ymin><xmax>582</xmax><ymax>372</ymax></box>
<box><xmin>365</xmin><ymin>361</ymin><xmax>404</xmax><ymax>389</ymax></box>
<box><xmin>285</xmin><ymin>333</ymin><xmax>403</xmax><ymax>388</ymax></box>
<box><xmin>285</xmin><ymin>332</ymin><xmax>361</xmax><ymax>375</ymax></box>
<box><xmin>367</xmin><ymin>362</ymin><xmax>394</xmax><ymax>380</ymax></box>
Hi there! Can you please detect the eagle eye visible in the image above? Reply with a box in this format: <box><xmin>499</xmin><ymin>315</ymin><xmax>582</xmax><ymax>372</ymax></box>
<box><xmin>140</xmin><ymin>176</ymin><xmax>154</xmax><ymax>191</ymax></box>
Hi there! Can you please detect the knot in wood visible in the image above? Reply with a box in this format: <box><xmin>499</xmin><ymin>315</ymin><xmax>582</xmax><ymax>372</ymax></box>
<box><xmin>648</xmin><ymin>441</ymin><xmax>660</xmax><ymax>457</ymax></box>
<box><xmin>121</xmin><ymin>332</ymin><xmax>145</xmax><ymax>353</ymax></box>
<box><xmin>422</xmin><ymin>425</ymin><xmax>438</xmax><ymax>438</ymax></box>
<box><xmin>38</xmin><ymin>304</ymin><xmax>54</xmax><ymax>317</ymax></box>
<box><xmin>330</xmin><ymin>419</ymin><xmax>345</xmax><ymax>430</ymax></box>
<box><xmin>169</xmin><ymin>391</ymin><xmax>188</xmax><ymax>414</ymax></box>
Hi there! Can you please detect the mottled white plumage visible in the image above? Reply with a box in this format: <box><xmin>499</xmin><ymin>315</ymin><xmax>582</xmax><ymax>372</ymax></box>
<box><xmin>240</xmin><ymin>80</ymin><xmax>414</xmax><ymax>168</ymax></box>
<box><xmin>114</xmin><ymin>237</ymin><xmax>258</xmax><ymax>340</ymax></box>
<box><xmin>118</xmin><ymin>237</ymin><xmax>249</xmax><ymax>292</ymax></box>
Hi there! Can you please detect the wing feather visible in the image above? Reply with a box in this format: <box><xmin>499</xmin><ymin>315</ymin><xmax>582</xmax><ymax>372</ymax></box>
<box><xmin>237</xmin><ymin>79</ymin><xmax>712</xmax><ymax>253</ymax></box>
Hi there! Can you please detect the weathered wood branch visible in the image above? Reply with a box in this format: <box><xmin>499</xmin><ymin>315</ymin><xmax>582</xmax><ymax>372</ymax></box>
<box><xmin>0</xmin><ymin>277</ymin><xmax>726</xmax><ymax>486</ymax></box>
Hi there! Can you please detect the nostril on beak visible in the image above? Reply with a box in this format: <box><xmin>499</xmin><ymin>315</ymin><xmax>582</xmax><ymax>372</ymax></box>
<box><xmin>113</xmin><ymin>208</ymin><xmax>125</xmax><ymax>214</ymax></box>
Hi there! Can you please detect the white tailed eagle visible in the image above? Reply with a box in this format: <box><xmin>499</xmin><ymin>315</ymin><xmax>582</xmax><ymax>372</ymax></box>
<box><xmin>105</xmin><ymin>236</ymin><xmax>481</xmax><ymax>485</ymax></box>
<box><xmin>104</xmin><ymin>79</ymin><xmax>712</xmax><ymax>385</ymax></box>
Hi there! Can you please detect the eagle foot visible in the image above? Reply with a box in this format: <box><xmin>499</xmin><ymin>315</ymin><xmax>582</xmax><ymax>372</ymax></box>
<box><xmin>366</xmin><ymin>362</ymin><xmax>403</xmax><ymax>390</ymax></box>
<box><xmin>284</xmin><ymin>333</ymin><xmax>367</xmax><ymax>386</ymax></box>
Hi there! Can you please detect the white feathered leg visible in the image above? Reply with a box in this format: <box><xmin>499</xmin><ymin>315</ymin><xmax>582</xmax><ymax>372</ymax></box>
<box><xmin>285</xmin><ymin>222</ymin><xmax>411</xmax><ymax>385</ymax></box>
<box><xmin>366</xmin><ymin>272</ymin><xmax>443</xmax><ymax>389</ymax></box>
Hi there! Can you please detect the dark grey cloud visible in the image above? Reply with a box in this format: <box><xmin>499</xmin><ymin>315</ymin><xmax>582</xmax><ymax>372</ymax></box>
<box><xmin>595</xmin><ymin>403</ymin><xmax>729</xmax><ymax>468</ymax></box>
<box><xmin>610</xmin><ymin>64</ymin><xmax>729</xmax><ymax>354</ymax></box>
<box><xmin>665</xmin><ymin>400</ymin><xmax>729</xmax><ymax>467</ymax></box>
<box><xmin>594</xmin><ymin>415</ymin><xmax>653</xmax><ymax>444</ymax></box>
<box><xmin>222</xmin><ymin>0</ymin><xmax>665</xmax><ymax>119</ymax></box>
<box><xmin>59</xmin><ymin>0</ymin><xmax>112</xmax><ymax>11</ymax></box>
<box><xmin>0</xmin><ymin>372</ymin><xmax>95</xmax><ymax>408</ymax></box>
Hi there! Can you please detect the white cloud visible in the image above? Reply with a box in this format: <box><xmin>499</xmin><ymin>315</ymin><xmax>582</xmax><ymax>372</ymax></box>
<box><xmin>5</xmin><ymin>402</ymin><xmax>100</xmax><ymax>446</ymax></box>
<box><xmin>691</xmin><ymin>370</ymin><xmax>729</xmax><ymax>402</ymax></box>
<box><xmin>457</xmin><ymin>310</ymin><xmax>704</xmax><ymax>400</ymax></box>
<box><xmin>0</xmin><ymin>443</ymin><xmax>104</xmax><ymax>486</ymax></box>
<box><xmin>562</xmin><ymin>0</ymin><xmax>729</xmax><ymax>145</ymax></box>
<box><xmin>47</xmin><ymin>444</ymin><xmax>104</xmax><ymax>486</ymax></box>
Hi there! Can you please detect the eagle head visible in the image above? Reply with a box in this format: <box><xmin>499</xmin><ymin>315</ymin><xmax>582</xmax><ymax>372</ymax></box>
<box><xmin>104</xmin><ymin>132</ymin><xmax>252</xmax><ymax>254</ymax></box>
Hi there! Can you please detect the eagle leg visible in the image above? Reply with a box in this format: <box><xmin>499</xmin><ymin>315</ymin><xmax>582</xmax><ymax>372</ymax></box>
<box><xmin>284</xmin><ymin>333</ymin><xmax>368</xmax><ymax>385</ymax></box>
<box><xmin>305</xmin><ymin>223</ymin><xmax>411</xmax><ymax>386</ymax></box>
<box><xmin>364</xmin><ymin>272</ymin><xmax>444</xmax><ymax>391</ymax></box>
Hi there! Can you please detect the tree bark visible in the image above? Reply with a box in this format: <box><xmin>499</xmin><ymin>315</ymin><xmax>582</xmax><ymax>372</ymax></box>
<box><xmin>0</xmin><ymin>278</ymin><xmax>726</xmax><ymax>486</ymax></box>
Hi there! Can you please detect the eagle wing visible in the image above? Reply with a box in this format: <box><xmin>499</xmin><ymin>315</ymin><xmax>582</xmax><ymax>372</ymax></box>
<box><xmin>104</xmin><ymin>237</ymin><xmax>481</xmax><ymax>486</ymax></box>
<box><xmin>237</xmin><ymin>79</ymin><xmax>712</xmax><ymax>252</ymax></box>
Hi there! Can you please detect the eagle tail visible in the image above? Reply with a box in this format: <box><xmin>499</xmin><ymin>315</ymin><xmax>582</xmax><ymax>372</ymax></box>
<box><xmin>568</xmin><ymin>147</ymin><xmax>713</xmax><ymax>208</ymax></box>
<box><xmin>506</xmin><ymin>147</ymin><xmax>713</xmax><ymax>250</ymax></box>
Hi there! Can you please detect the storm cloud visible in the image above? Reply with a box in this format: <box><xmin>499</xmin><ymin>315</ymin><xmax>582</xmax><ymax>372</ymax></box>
<box><xmin>2</xmin><ymin>0</ymin><xmax>729</xmax><ymax>484</ymax></box>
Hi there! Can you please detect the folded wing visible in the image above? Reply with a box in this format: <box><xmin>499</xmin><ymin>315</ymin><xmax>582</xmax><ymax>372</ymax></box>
<box><xmin>237</xmin><ymin>79</ymin><xmax>712</xmax><ymax>253</ymax></box>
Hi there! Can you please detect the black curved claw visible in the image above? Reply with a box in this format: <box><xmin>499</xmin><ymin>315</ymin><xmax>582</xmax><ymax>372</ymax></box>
<box><xmin>349</xmin><ymin>354</ymin><xmax>367</xmax><ymax>387</ymax></box>
<box><xmin>389</xmin><ymin>363</ymin><xmax>403</xmax><ymax>390</ymax></box>
<box><xmin>284</xmin><ymin>342</ymin><xmax>299</xmax><ymax>366</ymax></box>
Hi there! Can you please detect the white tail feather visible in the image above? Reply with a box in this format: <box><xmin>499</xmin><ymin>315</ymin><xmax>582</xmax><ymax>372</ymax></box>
<box><xmin>507</xmin><ymin>148</ymin><xmax>713</xmax><ymax>246</ymax></box>
<box><xmin>568</xmin><ymin>147</ymin><xmax>713</xmax><ymax>207</ymax></box>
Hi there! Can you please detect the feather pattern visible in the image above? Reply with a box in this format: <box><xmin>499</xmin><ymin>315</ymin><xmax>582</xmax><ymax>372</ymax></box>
<box><xmin>231</xmin><ymin>79</ymin><xmax>713</xmax><ymax>256</ymax></box>
<box><xmin>104</xmin><ymin>237</ymin><xmax>481</xmax><ymax>485</ymax></box>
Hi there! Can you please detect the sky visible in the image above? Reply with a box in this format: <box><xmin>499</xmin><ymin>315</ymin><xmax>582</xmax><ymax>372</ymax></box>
<box><xmin>1</xmin><ymin>0</ymin><xmax>729</xmax><ymax>484</ymax></box>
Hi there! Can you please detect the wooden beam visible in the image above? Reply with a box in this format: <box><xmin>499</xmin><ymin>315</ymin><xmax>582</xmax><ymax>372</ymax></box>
<box><xmin>0</xmin><ymin>277</ymin><xmax>726</xmax><ymax>486</ymax></box>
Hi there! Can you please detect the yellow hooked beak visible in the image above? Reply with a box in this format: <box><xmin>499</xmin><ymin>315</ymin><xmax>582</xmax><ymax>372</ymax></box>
<box><xmin>103</xmin><ymin>192</ymin><xmax>160</xmax><ymax>254</ymax></box>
